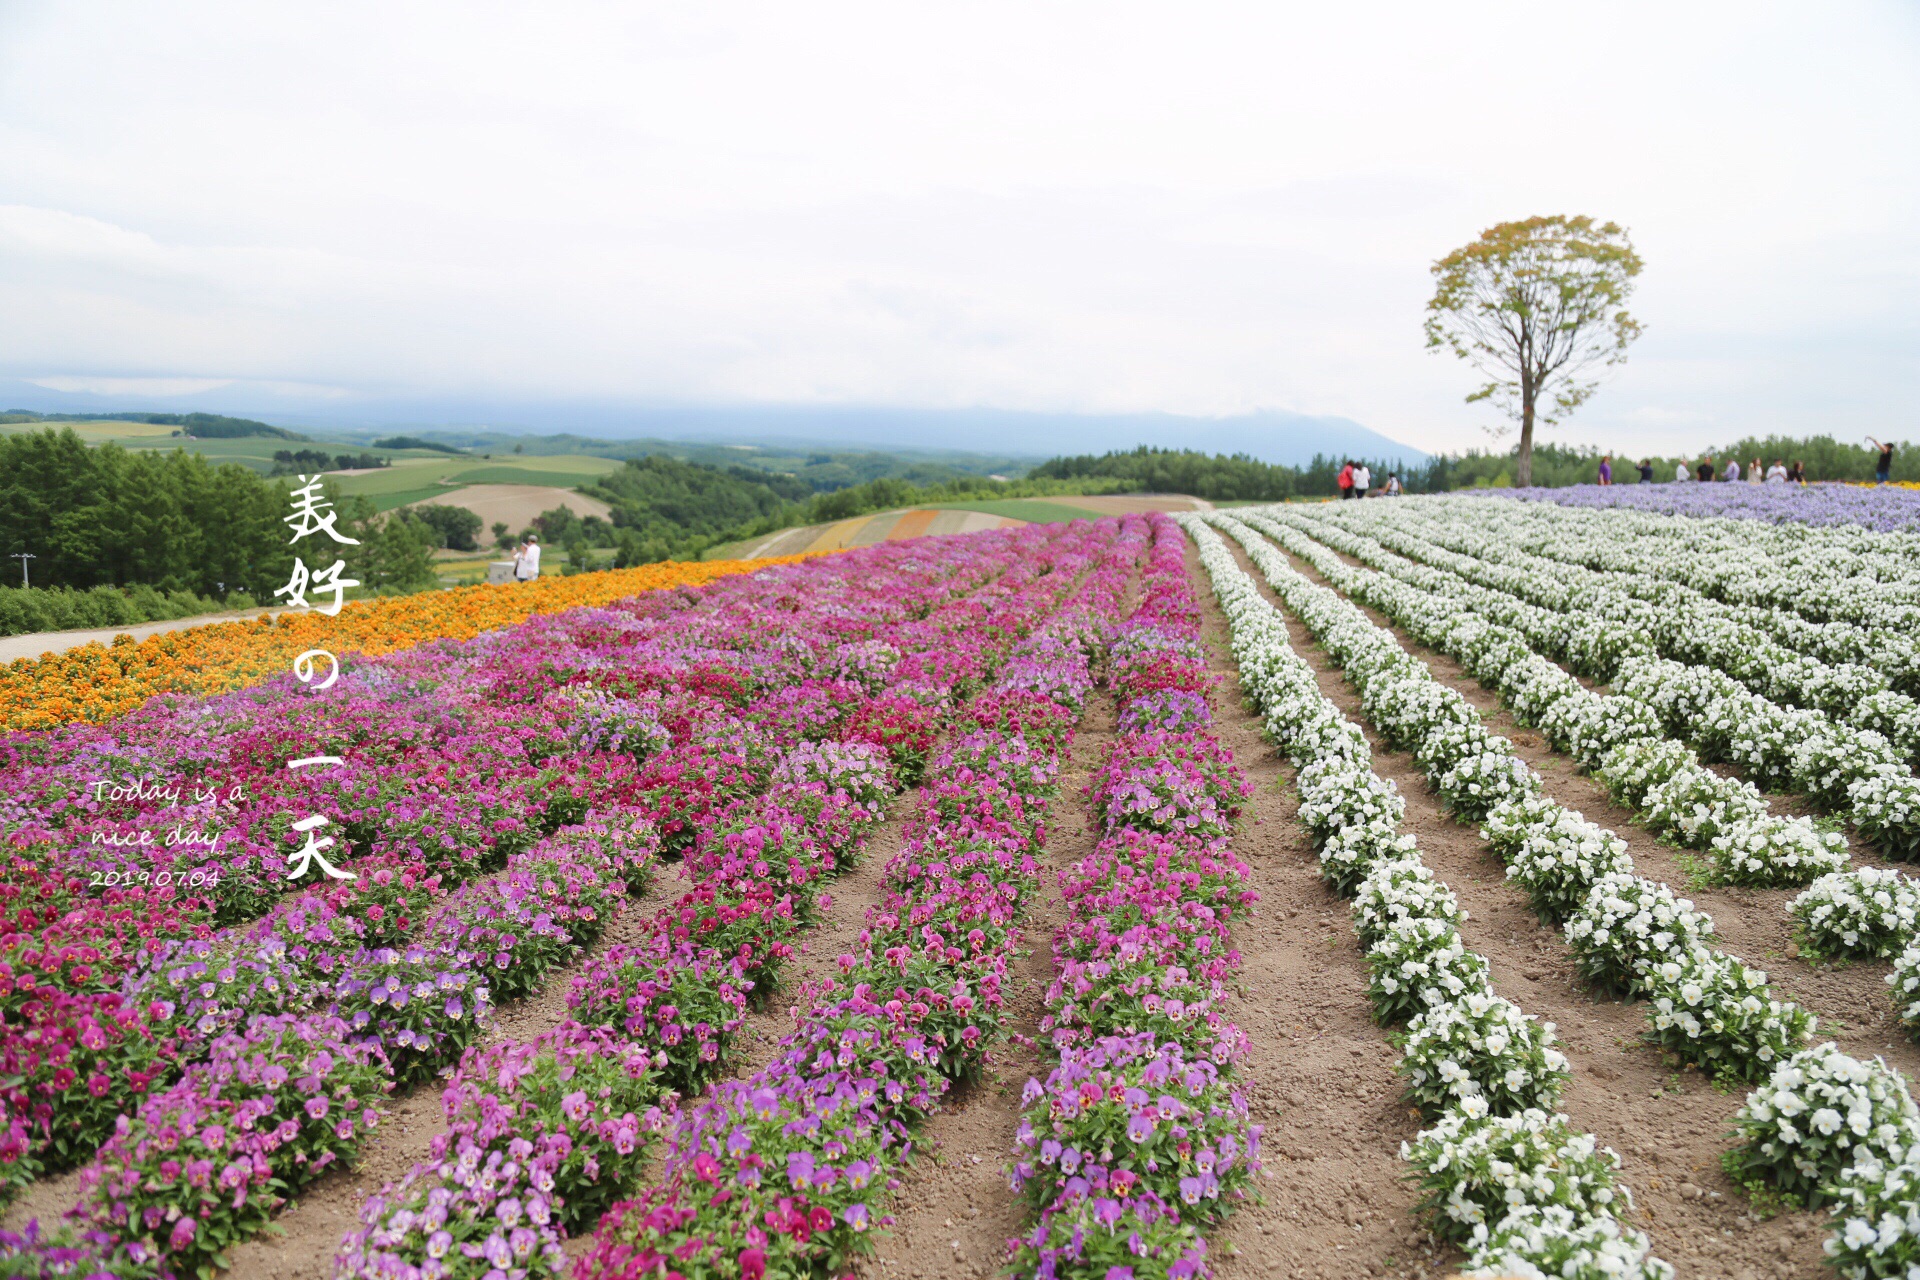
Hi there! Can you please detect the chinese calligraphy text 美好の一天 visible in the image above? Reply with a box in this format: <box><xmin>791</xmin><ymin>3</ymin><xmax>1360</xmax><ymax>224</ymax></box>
<box><xmin>275</xmin><ymin>476</ymin><xmax>358</xmax><ymax>883</ymax></box>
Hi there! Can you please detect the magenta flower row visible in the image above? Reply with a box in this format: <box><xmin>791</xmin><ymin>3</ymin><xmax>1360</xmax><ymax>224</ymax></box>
<box><xmin>1011</xmin><ymin>516</ymin><xmax>1263</xmax><ymax>1280</ymax></box>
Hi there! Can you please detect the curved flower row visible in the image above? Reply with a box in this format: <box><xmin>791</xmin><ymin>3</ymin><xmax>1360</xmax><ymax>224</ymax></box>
<box><xmin>1010</xmin><ymin>515</ymin><xmax>1259</xmax><ymax>1280</ymax></box>
<box><xmin>1242</xmin><ymin>505</ymin><xmax>1920</xmax><ymax>864</ymax></box>
<box><xmin>1</xmin><ymin>555</ymin><xmax>826</xmax><ymax>734</ymax></box>
<box><xmin>1202</xmin><ymin>512</ymin><xmax>1920</xmax><ymax>1277</ymax></box>
<box><xmin>0</xmin><ymin>529</ymin><xmax>1081</xmax><ymax>1277</ymax></box>
<box><xmin>1322</xmin><ymin>495</ymin><xmax>1920</xmax><ymax>692</ymax></box>
<box><xmin>1301</xmin><ymin>498</ymin><xmax>1920</xmax><ymax>763</ymax></box>
<box><xmin>569</xmin><ymin>518</ymin><xmax>1150</xmax><ymax>1280</ymax></box>
<box><xmin>1178</xmin><ymin>515</ymin><xmax>1669</xmax><ymax>1279</ymax></box>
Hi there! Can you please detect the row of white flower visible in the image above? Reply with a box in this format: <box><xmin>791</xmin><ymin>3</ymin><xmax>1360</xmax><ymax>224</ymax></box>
<box><xmin>1236</xmin><ymin>506</ymin><xmax>1920</xmax><ymax>1054</ymax></box>
<box><xmin>1409</xmin><ymin>495</ymin><xmax>1920</xmax><ymax>642</ymax></box>
<box><xmin>1312</xmin><ymin>497</ymin><xmax>1920</xmax><ymax>712</ymax></box>
<box><xmin>1178</xmin><ymin>514</ymin><xmax>1671</xmax><ymax>1280</ymax></box>
<box><xmin>1200</xmin><ymin>511</ymin><xmax>1920</xmax><ymax>1277</ymax></box>
<box><xmin>1241</xmin><ymin>505</ymin><xmax>1920</xmax><ymax>867</ymax></box>
<box><xmin>1244</xmin><ymin>505</ymin><xmax>1920</xmax><ymax>1052</ymax></box>
<box><xmin>1307</xmin><ymin>500</ymin><xmax>1920</xmax><ymax>776</ymax></box>
<box><xmin>1206</xmin><ymin>511</ymin><xmax>1820</xmax><ymax>1076</ymax></box>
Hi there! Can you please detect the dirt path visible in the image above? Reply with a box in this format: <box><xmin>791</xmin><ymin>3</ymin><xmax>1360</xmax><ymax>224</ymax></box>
<box><xmin>0</xmin><ymin>606</ymin><xmax>291</xmax><ymax>664</ymax></box>
<box><xmin>1220</xmin><ymin>534</ymin><xmax>1821</xmax><ymax>1280</ymax></box>
<box><xmin>1180</xmin><ymin>546</ymin><xmax>1437</xmax><ymax>1280</ymax></box>
<box><xmin>733</xmin><ymin>801</ymin><xmax>917</xmax><ymax>1078</ymax></box>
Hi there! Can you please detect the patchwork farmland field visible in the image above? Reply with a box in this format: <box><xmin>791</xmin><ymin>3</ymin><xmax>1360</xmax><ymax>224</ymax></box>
<box><xmin>4</xmin><ymin>493</ymin><xmax>1920</xmax><ymax>1280</ymax></box>
<box><xmin>329</xmin><ymin>455</ymin><xmax>625</xmax><ymax>512</ymax></box>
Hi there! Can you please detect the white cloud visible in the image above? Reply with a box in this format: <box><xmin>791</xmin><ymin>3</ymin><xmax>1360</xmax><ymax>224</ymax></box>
<box><xmin>0</xmin><ymin>0</ymin><xmax>1914</xmax><ymax>453</ymax></box>
<box><xmin>32</xmin><ymin>375</ymin><xmax>233</xmax><ymax>397</ymax></box>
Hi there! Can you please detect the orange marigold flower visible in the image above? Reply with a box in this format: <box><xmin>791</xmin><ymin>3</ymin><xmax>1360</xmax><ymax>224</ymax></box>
<box><xmin>1</xmin><ymin>555</ymin><xmax>819</xmax><ymax>732</ymax></box>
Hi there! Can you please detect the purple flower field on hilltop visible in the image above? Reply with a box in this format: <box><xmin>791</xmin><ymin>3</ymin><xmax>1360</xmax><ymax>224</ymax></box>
<box><xmin>1469</xmin><ymin>480</ymin><xmax>1920</xmax><ymax>532</ymax></box>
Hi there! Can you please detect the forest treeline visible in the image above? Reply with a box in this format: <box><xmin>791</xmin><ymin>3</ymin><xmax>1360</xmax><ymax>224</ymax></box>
<box><xmin>0</xmin><ymin>429</ymin><xmax>477</xmax><ymax>635</ymax></box>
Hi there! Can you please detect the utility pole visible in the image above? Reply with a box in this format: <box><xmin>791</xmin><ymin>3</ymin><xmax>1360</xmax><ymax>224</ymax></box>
<box><xmin>8</xmin><ymin>552</ymin><xmax>32</xmax><ymax>588</ymax></box>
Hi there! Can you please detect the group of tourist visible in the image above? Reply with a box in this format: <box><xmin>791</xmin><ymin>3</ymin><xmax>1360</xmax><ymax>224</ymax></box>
<box><xmin>1596</xmin><ymin>439</ymin><xmax>1896</xmax><ymax>487</ymax></box>
<box><xmin>1666</xmin><ymin>456</ymin><xmax>1805</xmax><ymax>485</ymax></box>
<box><xmin>1336</xmin><ymin>460</ymin><xmax>1402</xmax><ymax>499</ymax></box>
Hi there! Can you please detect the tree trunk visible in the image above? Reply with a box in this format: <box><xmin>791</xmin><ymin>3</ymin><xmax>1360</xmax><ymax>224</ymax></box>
<box><xmin>1516</xmin><ymin>386</ymin><xmax>1536</xmax><ymax>488</ymax></box>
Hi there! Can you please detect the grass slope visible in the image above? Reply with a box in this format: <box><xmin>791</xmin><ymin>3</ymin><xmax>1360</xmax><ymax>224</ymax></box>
<box><xmin>329</xmin><ymin>456</ymin><xmax>623</xmax><ymax>510</ymax></box>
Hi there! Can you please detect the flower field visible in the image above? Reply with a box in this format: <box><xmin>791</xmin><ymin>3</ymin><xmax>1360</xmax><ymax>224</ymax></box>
<box><xmin>1178</xmin><ymin>488</ymin><xmax>1920</xmax><ymax>1279</ymax></box>
<box><xmin>1478</xmin><ymin>481</ymin><xmax>1920</xmax><ymax>533</ymax></box>
<box><xmin>0</xmin><ymin>556</ymin><xmax>815</xmax><ymax>735</ymax></box>
<box><xmin>4</xmin><ymin>495</ymin><xmax>1919</xmax><ymax>1279</ymax></box>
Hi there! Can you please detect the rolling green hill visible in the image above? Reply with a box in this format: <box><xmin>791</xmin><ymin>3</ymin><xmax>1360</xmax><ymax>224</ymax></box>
<box><xmin>328</xmin><ymin>454</ymin><xmax>623</xmax><ymax>510</ymax></box>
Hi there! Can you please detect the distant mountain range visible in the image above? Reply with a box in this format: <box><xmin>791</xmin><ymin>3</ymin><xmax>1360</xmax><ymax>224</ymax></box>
<box><xmin>0</xmin><ymin>379</ymin><xmax>1428</xmax><ymax>469</ymax></box>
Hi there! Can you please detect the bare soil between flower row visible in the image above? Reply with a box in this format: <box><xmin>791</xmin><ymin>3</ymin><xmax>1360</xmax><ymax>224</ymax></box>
<box><xmin>855</xmin><ymin>695</ymin><xmax>1107</xmax><ymax>1279</ymax></box>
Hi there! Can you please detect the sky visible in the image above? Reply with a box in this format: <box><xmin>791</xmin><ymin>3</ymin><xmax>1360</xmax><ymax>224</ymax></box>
<box><xmin>0</xmin><ymin>1</ymin><xmax>1915</xmax><ymax>458</ymax></box>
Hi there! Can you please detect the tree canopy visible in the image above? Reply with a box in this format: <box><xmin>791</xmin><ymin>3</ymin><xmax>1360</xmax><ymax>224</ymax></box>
<box><xmin>1425</xmin><ymin>216</ymin><xmax>1644</xmax><ymax>487</ymax></box>
<box><xmin>0</xmin><ymin>427</ymin><xmax>295</xmax><ymax>597</ymax></box>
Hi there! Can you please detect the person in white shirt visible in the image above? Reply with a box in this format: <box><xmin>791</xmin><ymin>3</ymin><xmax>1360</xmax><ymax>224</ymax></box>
<box><xmin>1384</xmin><ymin>474</ymin><xmax>1402</xmax><ymax>496</ymax></box>
<box><xmin>1675</xmin><ymin>461</ymin><xmax>1690</xmax><ymax>482</ymax></box>
<box><xmin>1766</xmin><ymin>461</ymin><xmax>1788</xmax><ymax>484</ymax></box>
<box><xmin>513</xmin><ymin>534</ymin><xmax>542</xmax><ymax>581</ymax></box>
<box><xmin>1352</xmin><ymin>464</ymin><xmax>1371</xmax><ymax>497</ymax></box>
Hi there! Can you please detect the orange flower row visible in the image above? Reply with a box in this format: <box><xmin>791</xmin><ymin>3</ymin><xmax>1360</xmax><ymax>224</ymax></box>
<box><xmin>1</xmin><ymin>557</ymin><xmax>819</xmax><ymax>734</ymax></box>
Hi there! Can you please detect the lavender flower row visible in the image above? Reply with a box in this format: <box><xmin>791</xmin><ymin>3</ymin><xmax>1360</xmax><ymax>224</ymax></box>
<box><xmin>1468</xmin><ymin>481</ymin><xmax>1920</xmax><ymax>535</ymax></box>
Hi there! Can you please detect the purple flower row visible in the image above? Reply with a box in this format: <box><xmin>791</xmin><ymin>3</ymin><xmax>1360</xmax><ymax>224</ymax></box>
<box><xmin>1013</xmin><ymin>516</ymin><xmax>1261</xmax><ymax>1280</ymax></box>
<box><xmin>1469</xmin><ymin>481</ymin><xmax>1920</xmax><ymax>534</ymax></box>
<box><xmin>336</xmin><ymin>525</ymin><xmax>1121</xmax><ymax>1280</ymax></box>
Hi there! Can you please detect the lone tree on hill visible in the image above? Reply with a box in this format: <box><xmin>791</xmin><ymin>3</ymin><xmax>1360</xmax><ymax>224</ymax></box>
<box><xmin>1424</xmin><ymin>215</ymin><xmax>1644</xmax><ymax>488</ymax></box>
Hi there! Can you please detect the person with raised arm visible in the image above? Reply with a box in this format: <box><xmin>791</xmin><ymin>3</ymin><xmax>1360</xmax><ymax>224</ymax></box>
<box><xmin>1869</xmin><ymin>436</ymin><xmax>1896</xmax><ymax>485</ymax></box>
